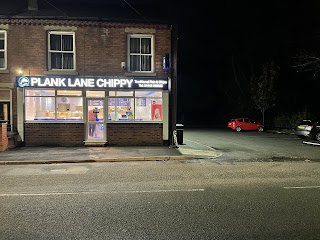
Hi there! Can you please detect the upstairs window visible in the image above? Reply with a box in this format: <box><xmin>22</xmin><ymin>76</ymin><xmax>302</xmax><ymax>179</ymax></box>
<box><xmin>48</xmin><ymin>31</ymin><xmax>75</xmax><ymax>70</ymax></box>
<box><xmin>0</xmin><ymin>30</ymin><xmax>7</xmax><ymax>69</ymax></box>
<box><xmin>128</xmin><ymin>34</ymin><xmax>153</xmax><ymax>72</ymax></box>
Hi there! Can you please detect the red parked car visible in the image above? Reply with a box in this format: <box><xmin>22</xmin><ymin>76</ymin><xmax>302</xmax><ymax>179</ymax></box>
<box><xmin>228</xmin><ymin>118</ymin><xmax>264</xmax><ymax>132</ymax></box>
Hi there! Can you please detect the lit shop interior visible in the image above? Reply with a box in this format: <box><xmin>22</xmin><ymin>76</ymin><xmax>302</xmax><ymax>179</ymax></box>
<box><xmin>24</xmin><ymin>89</ymin><xmax>163</xmax><ymax>122</ymax></box>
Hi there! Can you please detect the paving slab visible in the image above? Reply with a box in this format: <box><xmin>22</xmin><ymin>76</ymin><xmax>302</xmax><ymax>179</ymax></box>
<box><xmin>0</xmin><ymin>145</ymin><xmax>198</xmax><ymax>165</ymax></box>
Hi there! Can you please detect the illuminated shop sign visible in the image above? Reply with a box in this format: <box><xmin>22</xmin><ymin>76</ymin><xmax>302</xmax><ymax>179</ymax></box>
<box><xmin>16</xmin><ymin>76</ymin><xmax>168</xmax><ymax>90</ymax></box>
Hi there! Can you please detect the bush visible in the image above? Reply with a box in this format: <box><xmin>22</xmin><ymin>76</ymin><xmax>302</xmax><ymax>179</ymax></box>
<box><xmin>274</xmin><ymin>113</ymin><xmax>305</xmax><ymax>128</ymax></box>
<box><xmin>272</xmin><ymin>112</ymin><xmax>309</xmax><ymax>130</ymax></box>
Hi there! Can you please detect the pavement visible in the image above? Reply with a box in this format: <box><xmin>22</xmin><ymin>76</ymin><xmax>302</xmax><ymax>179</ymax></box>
<box><xmin>1</xmin><ymin>129</ymin><xmax>318</xmax><ymax>166</ymax></box>
<box><xmin>0</xmin><ymin>142</ymin><xmax>222</xmax><ymax>165</ymax></box>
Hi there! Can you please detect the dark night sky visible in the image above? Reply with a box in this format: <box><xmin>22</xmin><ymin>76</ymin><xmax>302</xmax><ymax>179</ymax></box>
<box><xmin>2</xmin><ymin>0</ymin><xmax>320</xmax><ymax>125</ymax></box>
<box><xmin>174</xmin><ymin>1</ymin><xmax>320</xmax><ymax>125</ymax></box>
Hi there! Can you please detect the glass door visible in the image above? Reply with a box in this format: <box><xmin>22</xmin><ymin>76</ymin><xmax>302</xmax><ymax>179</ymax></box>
<box><xmin>86</xmin><ymin>99</ymin><xmax>105</xmax><ymax>141</ymax></box>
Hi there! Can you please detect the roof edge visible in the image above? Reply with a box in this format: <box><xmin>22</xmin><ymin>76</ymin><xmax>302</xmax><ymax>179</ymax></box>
<box><xmin>0</xmin><ymin>16</ymin><xmax>171</xmax><ymax>28</ymax></box>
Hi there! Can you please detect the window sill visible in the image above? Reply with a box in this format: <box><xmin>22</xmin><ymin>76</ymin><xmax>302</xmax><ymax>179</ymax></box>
<box><xmin>0</xmin><ymin>69</ymin><xmax>9</xmax><ymax>74</ymax></box>
<box><xmin>44</xmin><ymin>70</ymin><xmax>79</xmax><ymax>75</ymax></box>
<box><xmin>108</xmin><ymin>121</ymin><xmax>162</xmax><ymax>123</ymax></box>
<box><xmin>25</xmin><ymin>120</ymin><xmax>84</xmax><ymax>123</ymax></box>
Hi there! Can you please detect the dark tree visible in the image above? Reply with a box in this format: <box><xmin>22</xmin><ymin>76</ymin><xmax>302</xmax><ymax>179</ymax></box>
<box><xmin>292</xmin><ymin>50</ymin><xmax>320</xmax><ymax>77</ymax></box>
<box><xmin>250</xmin><ymin>61</ymin><xmax>280</xmax><ymax>125</ymax></box>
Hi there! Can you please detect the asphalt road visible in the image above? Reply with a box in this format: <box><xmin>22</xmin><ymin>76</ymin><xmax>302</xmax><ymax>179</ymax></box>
<box><xmin>1</xmin><ymin>127</ymin><xmax>320</xmax><ymax>239</ymax></box>
<box><xmin>1</xmin><ymin>160</ymin><xmax>320</xmax><ymax>239</ymax></box>
<box><xmin>179</xmin><ymin>127</ymin><xmax>320</xmax><ymax>162</ymax></box>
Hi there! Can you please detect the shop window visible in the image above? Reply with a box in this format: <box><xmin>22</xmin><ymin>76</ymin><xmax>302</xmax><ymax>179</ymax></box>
<box><xmin>25</xmin><ymin>88</ymin><xmax>83</xmax><ymax>121</ymax></box>
<box><xmin>134</xmin><ymin>91</ymin><xmax>162</xmax><ymax>121</ymax></box>
<box><xmin>25</xmin><ymin>89</ymin><xmax>55</xmax><ymax>96</ymax></box>
<box><xmin>48</xmin><ymin>31</ymin><xmax>75</xmax><ymax>70</ymax></box>
<box><xmin>107</xmin><ymin>91</ymin><xmax>162</xmax><ymax>122</ymax></box>
<box><xmin>109</xmin><ymin>91</ymin><xmax>133</xmax><ymax>97</ymax></box>
<box><xmin>0</xmin><ymin>30</ymin><xmax>7</xmax><ymax>69</ymax></box>
<box><xmin>25</xmin><ymin>96</ymin><xmax>55</xmax><ymax>121</ymax></box>
<box><xmin>108</xmin><ymin>98</ymin><xmax>134</xmax><ymax>121</ymax></box>
<box><xmin>56</xmin><ymin>97</ymin><xmax>83</xmax><ymax>120</ymax></box>
<box><xmin>57</xmin><ymin>90</ymin><xmax>82</xmax><ymax>96</ymax></box>
<box><xmin>128</xmin><ymin>34</ymin><xmax>153</xmax><ymax>72</ymax></box>
<box><xmin>86</xmin><ymin>91</ymin><xmax>105</xmax><ymax>97</ymax></box>
<box><xmin>135</xmin><ymin>98</ymin><xmax>162</xmax><ymax>121</ymax></box>
<box><xmin>135</xmin><ymin>90</ymin><xmax>162</xmax><ymax>98</ymax></box>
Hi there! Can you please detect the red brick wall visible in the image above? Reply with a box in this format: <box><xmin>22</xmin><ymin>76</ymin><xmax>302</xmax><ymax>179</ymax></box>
<box><xmin>107</xmin><ymin>123</ymin><xmax>163</xmax><ymax>145</ymax></box>
<box><xmin>2</xmin><ymin>20</ymin><xmax>171</xmax><ymax>78</ymax></box>
<box><xmin>25</xmin><ymin>123</ymin><xmax>85</xmax><ymax>147</ymax></box>
<box><xmin>24</xmin><ymin>123</ymin><xmax>163</xmax><ymax>146</ymax></box>
<box><xmin>0</xmin><ymin>19</ymin><xmax>172</xmax><ymax>134</ymax></box>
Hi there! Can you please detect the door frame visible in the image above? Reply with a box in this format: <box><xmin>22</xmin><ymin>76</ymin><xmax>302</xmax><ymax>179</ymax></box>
<box><xmin>85</xmin><ymin>98</ymin><xmax>106</xmax><ymax>142</ymax></box>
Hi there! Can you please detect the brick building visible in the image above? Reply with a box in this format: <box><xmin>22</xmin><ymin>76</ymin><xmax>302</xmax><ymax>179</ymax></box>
<box><xmin>0</xmin><ymin>0</ymin><xmax>178</xmax><ymax>147</ymax></box>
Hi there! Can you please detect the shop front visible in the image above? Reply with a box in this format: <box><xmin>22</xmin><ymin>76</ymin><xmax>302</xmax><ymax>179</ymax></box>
<box><xmin>16</xmin><ymin>75</ymin><xmax>169</xmax><ymax>146</ymax></box>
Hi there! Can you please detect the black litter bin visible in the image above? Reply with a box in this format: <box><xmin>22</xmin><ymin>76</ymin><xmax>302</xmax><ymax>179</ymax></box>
<box><xmin>176</xmin><ymin>124</ymin><xmax>184</xmax><ymax>145</ymax></box>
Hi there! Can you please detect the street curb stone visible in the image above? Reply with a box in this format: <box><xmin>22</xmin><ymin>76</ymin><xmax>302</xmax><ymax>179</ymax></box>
<box><xmin>0</xmin><ymin>155</ymin><xmax>194</xmax><ymax>165</ymax></box>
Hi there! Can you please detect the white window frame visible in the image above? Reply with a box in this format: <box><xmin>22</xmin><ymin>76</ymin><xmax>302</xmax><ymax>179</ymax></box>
<box><xmin>48</xmin><ymin>31</ymin><xmax>76</xmax><ymax>71</ymax></box>
<box><xmin>127</xmin><ymin>34</ymin><xmax>154</xmax><ymax>73</ymax></box>
<box><xmin>0</xmin><ymin>30</ymin><xmax>7</xmax><ymax>70</ymax></box>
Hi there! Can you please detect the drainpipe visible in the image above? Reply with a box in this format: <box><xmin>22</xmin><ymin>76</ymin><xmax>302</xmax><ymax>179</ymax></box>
<box><xmin>169</xmin><ymin>23</ymin><xmax>178</xmax><ymax>146</ymax></box>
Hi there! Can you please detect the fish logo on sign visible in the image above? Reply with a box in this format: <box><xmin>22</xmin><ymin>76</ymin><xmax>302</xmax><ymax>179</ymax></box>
<box><xmin>17</xmin><ymin>76</ymin><xmax>30</xmax><ymax>88</ymax></box>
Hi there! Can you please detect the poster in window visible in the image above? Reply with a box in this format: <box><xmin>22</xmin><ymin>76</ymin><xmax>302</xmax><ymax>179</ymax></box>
<box><xmin>117</xmin><ymin>98</ymin><xmax>130</xmax><ymax>106</ymax></box>
<box><xmin>137</xmin><ymin>98</ymin><xmax>146</xmax><ymax>106</ymax></box>
<box><xmin>151</xmin><ymin>104</ymin><xmax>162</xmax><ymax>120</ymax></box>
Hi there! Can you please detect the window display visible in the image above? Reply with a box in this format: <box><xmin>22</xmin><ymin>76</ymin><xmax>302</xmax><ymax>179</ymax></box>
<box><xmin>25</xmin><ymin>96</ymin><xmax>55</xmax><ymax>120</ymax></box>
<box><xmin>25</xmin><ymin>89</ymin><xmax>83</xmax><ymax>121</ymax></box>
<box><xmin>108</xmin><ymin>98</ymin><xmax>134</xmax><ymax>121</ymax></box>
<box><xmin>56</xmin><ymin>97</ymin><xmax>83</xmax><ymax>120</ymax></box>
<box><xmin>24</xmin><ymin>89</ymin><xmax>163</xmax><ymax>122</ymax></box>
<box><xmin>134</xmin><ymin>91</ymin><xmax>162</xmax><ymax>121</ymax></box>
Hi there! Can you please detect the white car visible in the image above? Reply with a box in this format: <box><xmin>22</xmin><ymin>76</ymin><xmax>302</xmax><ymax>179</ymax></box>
<box><xmin>295</xmin><ymin>120</ymin><xmax>314</xmax><ymax>139</ymax></box>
